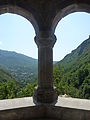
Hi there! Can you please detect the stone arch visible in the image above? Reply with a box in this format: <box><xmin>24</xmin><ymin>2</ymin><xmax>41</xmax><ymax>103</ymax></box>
<box><xmin>52</xmin><ymin>3</ymin><xmax>90</xmax><ymax>33</ymax></box>
<box><xmin>0</xmin><ymin>4</ymin><xmax>39</xmax><ymax>34</ymax></box>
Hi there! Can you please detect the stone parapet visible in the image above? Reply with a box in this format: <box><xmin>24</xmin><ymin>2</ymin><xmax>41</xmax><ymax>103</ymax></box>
<box><xmin>0</xmin><ymin>97</ymin><xmax>90</xmax><ymax>120</ymax></box>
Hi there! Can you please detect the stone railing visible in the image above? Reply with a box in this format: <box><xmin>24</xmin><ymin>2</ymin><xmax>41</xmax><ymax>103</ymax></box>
<box><xmin>0</xmin><ymin>97</ymin><xmax>90</xmax><ymax>120</ymax></box>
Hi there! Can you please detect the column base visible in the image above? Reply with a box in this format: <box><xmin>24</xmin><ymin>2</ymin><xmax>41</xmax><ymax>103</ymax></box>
<box><xmin>33</xmin><ymin>87</ymin><xmax>58</xmax><ymax>105</ymax></box>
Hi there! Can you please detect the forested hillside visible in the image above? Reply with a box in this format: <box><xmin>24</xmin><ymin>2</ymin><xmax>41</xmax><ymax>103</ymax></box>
<box><xmin>0</xmin><ymin>50</ymin><xmax>38</xmax><ymax>84</ymax></box>
<box><xmin>0</xmin><ymin>66</ymin><xmax>36</xmax><ymax>100</ymax></box>
<box><xmin>53</xmin><ymin>37</ymin><xmax>90</xmax><ymax>99</ymax></box>
<box><xmin>0</xmin><ymin>66</ymin><xmax>19</xmax><ymax>99</ymax></box>
<box><xmin>0</xmin><ymin>37</ymin><xmax>90</xmax><ymax>100</ymax></box>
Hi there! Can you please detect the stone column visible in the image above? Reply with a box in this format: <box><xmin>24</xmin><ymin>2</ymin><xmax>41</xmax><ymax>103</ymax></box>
<box><xmin>33</xmin><ymin>31</ymin><xmax>58</xmax><ymax>104</ymax></box>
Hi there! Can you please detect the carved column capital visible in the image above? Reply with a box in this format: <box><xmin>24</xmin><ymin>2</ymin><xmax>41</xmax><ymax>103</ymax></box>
<box><xmin>34</xmin><ymin>31</ymin><xmax>57</xmax><ymax>48</ymax></box>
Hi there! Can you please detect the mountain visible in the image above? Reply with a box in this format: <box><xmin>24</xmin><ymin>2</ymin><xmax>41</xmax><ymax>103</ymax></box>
<box><xmin>53</xmin><ymin>36</ymin><xmax>90</xmax><ymax>99</ymax></box>
<box><xmin>0</xmin><ymin>65</ymin><xmax>37</xmax><ymax>100</ymax></box>
<box><xmin>0</xmin><ymin>66</ymin><xmax>15</xmax><ymax>83</ymax></box>
<box><xmin>58</xmin><ymin>36</ymin><xmax>90</xmax><ymax>69</ymax></box>
<box><xmin>0</xmin><ymin>66</ymin><xmax>21</xmax><ymax>99</ymax></box>
<box><xmin>0</xmin><ymin>50</ymin><xmax>38</xmax><ymax>83</ymax></box>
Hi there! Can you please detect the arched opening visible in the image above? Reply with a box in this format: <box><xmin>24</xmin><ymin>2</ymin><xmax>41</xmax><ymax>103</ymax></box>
<box><xmin>0</xmin><ymin>13</ymin><xmax>38</xmax><ymax>100</ymax></box>
<box><xmin>54</xmin><ymin>12</ymin><xmax>90</xmax><ymax>61</ymax></box>
<box><xmin>53</xmin><ymin>12</ymin><xmax>90</xmax><ymax>99</ymax></box>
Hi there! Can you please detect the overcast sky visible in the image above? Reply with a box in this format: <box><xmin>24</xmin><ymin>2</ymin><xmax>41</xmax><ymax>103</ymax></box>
<box><xmin>0</xmin><ymin>12</ymin><xmax>90</xmax><ymax>61</ymax></box>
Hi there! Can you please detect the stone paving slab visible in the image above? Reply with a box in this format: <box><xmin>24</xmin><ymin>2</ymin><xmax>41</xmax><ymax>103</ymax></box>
<box><xmin>56</xmin><ymin>96</ymin><xmax>90</xmax><ymax>110</ymax></box>
<box><xmin>0</xmin><ymin>97</ymin><xmax>35</xmax><ymax>110</ymax></box>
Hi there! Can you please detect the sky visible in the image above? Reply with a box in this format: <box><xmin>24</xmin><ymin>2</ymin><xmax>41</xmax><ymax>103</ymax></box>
<box><xmin>0</xmin><ymin>12</ymin><xmax>90</xmax><ymax>61</ymax></box>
